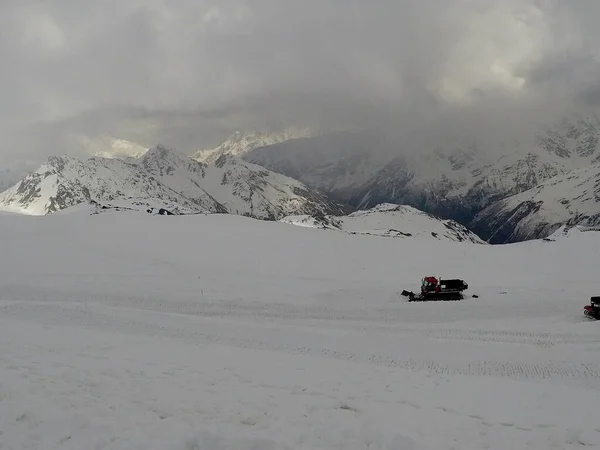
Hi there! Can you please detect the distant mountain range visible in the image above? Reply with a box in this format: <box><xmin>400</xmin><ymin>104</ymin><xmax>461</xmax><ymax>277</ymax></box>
<box><xmin>240</xmin><ymin>114</ymin><xmax>600</xmax><ymax>243</ymax></box>
<box><xmin>2</xmin><ymin>113</ymin><xmax>599</xmax><ymax>244</ymax></box>
<box><xmin>0</xmin><ymin>145</ymin><xmax>347</xmax><ymax>220</ymax></box>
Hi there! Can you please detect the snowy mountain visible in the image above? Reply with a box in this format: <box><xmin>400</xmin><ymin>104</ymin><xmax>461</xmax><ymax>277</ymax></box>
<box><xmin>192</xmin><ymin>128</ymin><xmax>311</xmax><ymax>164</ymax></box>
<box><xmin>543</xmin><ymin>223</ymin><xmax>600</xmax><ymax>241</ymax></box>
<box><xmin>244</xmin><ymin>129</ymin><xmax>398</xmax><ymax>195</ymax></box>
<box><xmin>243</xmin><ymin>114</ymin><xmax>600</xmax><ymax>242</ymax></box>
<box><xmin>0</xmin><ymin>145</ymin><xmax>347</xmax><ymax>220</ymax></box>
<box><xmin>281</xmin><ymin>203</ymin><xmax>485</xmax><ymax>243</ymax></box>
<box><xmin>470</xmin><ymin>163</ymin><xmax>600</xmax><ymax>243</ymax></box>
<box><xmin>0</xmin><ymin>153</ymin><xmax>211</xmax><ymax>215</ymax></box>
<box><xmin>536</xmin><ymin>114</ymin><xmax>600</xmax><ymax>161</ymax></box>
<box><xmin>92</xmin><ymin>138</ymin><xmax>148</xmax><ymax>159</ymax></box>
<box><xmin>76</xmin><ymin>136</ymin><xmax>149</xmax><ymax>160</ymax></box>
<box><xmin>347</xmin><ymin>144</ymin><xmax>574</xmax><ymax>224</ymax></box>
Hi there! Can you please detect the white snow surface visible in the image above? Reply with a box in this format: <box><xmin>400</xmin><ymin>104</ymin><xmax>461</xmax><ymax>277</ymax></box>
<box><xmin>1</xmin><ymin>209</ymin><xmax>600</xmax><ymax>449</ymax></box>
<box><xmin>546</xmin><ymin>224</ymin><xmax>600</xmax><ymax>240</ymax></box>
<box><xmin>281</xmin><ymin>203</ymin><xmax>485</xmax><ymax>243</ymax></box>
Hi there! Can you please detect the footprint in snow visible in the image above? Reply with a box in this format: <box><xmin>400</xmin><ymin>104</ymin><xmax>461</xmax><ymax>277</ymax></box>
<box><xmin>339</xmin><ymin>403</ymin><xmax>359</xmax><ymax>413</ymax></box>
<box><xmin>386</xmin><ymin>434</ymin><xmax>420</xmax><ymax>450</ymax></box>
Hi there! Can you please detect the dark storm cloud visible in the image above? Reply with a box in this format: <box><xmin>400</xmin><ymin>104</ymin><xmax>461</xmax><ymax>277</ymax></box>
<box><xmin>1</xmin><ymin>0</ymin><xmax>600</xmax><ymax>165</ymax></box>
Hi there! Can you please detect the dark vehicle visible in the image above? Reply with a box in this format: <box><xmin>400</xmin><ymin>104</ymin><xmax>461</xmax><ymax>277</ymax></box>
<box><xmin>584</xmin><ymin>296</ymin><xmax>600</xmax><ymax>320</ymax></box>
<box><xmin>402</xmin><ymin>276</ymin><xmax>469</xmax><ymax>302</ymax></box>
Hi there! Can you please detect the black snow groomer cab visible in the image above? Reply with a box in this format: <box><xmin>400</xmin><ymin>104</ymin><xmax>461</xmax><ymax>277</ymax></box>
<box><xmin>403</xmin><ymin>276</ymin><xmax>469</xmax><ymax>302</ymax></box>
<box><xmin>584</xmin><ymin>296</ymin><xmax>600</xmax><ymax>320</ymax></box>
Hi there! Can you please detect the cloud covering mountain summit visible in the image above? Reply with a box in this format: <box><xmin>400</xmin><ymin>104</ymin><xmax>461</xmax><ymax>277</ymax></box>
<box><xmin>3</xmin><ymin>1</ymin><xmax>600</xmax><ymax>166</ymax></box>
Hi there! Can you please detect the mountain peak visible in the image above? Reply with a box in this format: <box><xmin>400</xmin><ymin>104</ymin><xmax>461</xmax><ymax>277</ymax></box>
<box><xmin>137</xmin><ymin>144</ymin><xmax>206</xmax><ymax>176</ymax></box>
<box><xmin>192</xmin><ymin>128</ymin><xmax>312</xmax><ymax>164</ymax></box>
<box><xmin>142</xmin><ymin>144</ymin><xmax>185</xmax><ymax>162</ymax></box>
<box><xmin>91</xmin><ymin>138</ymin><xmax>148</xmax><ymax>160</ymax></box>
<box><xmin>38</xmin><ymin>155</ymin><xmax>78</xmax><ymax>174</ymax></box>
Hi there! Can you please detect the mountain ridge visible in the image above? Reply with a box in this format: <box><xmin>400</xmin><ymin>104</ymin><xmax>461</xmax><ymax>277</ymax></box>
<box><xmin>0</xmin><ymin>145</ymin><xmax>348</xmax><ymax>220</ymax></box>
<box><xmin>192</xmin><ymin>129</ymin><xmax>312</xmax><ymax>165</ymax></box>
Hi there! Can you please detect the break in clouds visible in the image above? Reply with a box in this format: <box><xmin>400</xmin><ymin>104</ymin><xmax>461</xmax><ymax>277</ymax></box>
<box><xmin>2</xmin><ymin>0</ymin><xmax>600</xmax><ymax>166</ymax></box>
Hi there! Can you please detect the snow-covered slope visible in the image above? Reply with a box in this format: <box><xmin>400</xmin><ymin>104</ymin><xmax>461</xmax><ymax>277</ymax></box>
<box><xmin>1</xmin><ymin>209</ymin><xmax>600</xmax><ymax>449</ymax></box>
<box><xmin>544</xmin><ymin>223</ymin><xmax>600</xmax><ymax>241</ymax></box>
<box><xmin>0</xmin><ymin>145</ymin><xmax>347</xmax><ymax>219</ymax></box>
<box><xmin>282</xmin><ymin>203</ymin><xmax>485</xmax><ymax>243</ymax></box>
<box><xmin>139</xmin><ymin>147</ymin><xmax>348</xmax><ymax>219</ymax></box>
<box><xmin>192</xmin><ymin>128</ymin><xmax>311</xmax><ymax>164</ymax></box>
<box><xmin>471</xmin><ymin>163</ymin><xmax>600</xmax><ymax>243</ymax></box>
<box><xmin>205</xmin><ymin>155</ymin><xmax>348</xmax><ymax>219</ymax></box>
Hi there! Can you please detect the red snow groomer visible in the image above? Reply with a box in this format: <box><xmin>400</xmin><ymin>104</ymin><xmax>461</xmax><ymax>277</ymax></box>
<box><xmin>584</xmin><ymin>296</ymin><xmax>600</xmax><ymax>320</ymax></box>
<box><xmin>402</xmin><ymin>276</ymin><xmax>469</xmax><ymax>302</ymax></box>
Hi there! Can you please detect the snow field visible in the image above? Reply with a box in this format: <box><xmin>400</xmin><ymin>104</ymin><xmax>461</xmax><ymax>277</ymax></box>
<box><xmin>1</xmin><ymin>210</ymin><xmax>600</xmax><ymax>449</ymax></box>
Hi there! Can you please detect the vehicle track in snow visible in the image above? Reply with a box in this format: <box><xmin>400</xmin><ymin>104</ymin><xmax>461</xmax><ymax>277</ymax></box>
<box><xmin>358</xmin><ymin>325</ymin><xmax>600</xmax><ymax>348</ymax></box>
<box><xmin>73</xmin><ymin>296</ymin><xmax>600</xmax><ymax>348</ymax></box>
<box><xmin>3</xmin><ymin>301</ymin><xmax>600</xmax><ymax>385</ymax></box>
<box><xmin>3</xmin><ymin>289</ymin><xmax>600</xmax><ymax>349</ymax></box>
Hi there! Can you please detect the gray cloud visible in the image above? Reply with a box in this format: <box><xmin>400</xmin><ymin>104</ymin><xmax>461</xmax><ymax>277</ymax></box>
<box><xmin>2</xmin><ymin>0</ymin><xmax>600</xmax><ymax>167</ymax></box>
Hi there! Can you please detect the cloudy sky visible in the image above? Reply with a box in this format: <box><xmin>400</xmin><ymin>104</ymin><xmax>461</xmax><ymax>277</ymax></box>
<box><xmin>2</xmin><ymin>0</ymin><xmax>600</xmax><ymax>168</ymax></box>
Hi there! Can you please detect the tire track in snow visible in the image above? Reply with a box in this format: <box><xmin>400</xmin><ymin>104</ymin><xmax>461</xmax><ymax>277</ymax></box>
<box><xmin>3</xmin><ymin>296</ymin><xmax>600</xmax><ymax>348</ymax></box>
<box><xmin>55</xmin><ymin>296</ymin><xmax>600</xmax><ymax>348</ymax></box>
<box><xmin>359</xmin><ymin>326</ymin><xmax>600</xmax><ymax>348</ymax></box>
<box><xmin>4</xmin><ymin>287</ymin><xmax>595</xmax><ymax>349</ymax></box>
<box><xmin>96</xmin><ymin>301</ymin><xmax>600</xmax><ymax>348</ymax></box>
<box><xmin>3</xmin><ymin>302</ymin><xmax>600</xmax><ymax>383</ymax></box>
